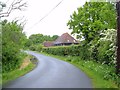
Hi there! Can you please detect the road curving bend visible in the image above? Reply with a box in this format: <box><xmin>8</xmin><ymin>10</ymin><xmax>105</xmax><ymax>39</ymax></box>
<box><xmin>3</xmin><ymin>51</ymin><xmax>92</xmax><ymax>88</ymax></box>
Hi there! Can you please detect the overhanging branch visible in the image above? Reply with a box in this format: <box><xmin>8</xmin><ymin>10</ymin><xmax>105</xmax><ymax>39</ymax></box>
<box><xmin>0</xmin><ymin>0</ymin><xmax>27</xmax><ymax>18</ymax></box>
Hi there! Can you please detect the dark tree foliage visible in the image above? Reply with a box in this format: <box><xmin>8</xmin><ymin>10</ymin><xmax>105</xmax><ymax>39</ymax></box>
<box><xmin>2</xmin><ymin>20</ymin><xmax>26</xmax><ymax>72</ymax></box>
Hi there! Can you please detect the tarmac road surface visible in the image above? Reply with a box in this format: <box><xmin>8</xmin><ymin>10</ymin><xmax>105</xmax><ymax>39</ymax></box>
<box><xmin>3</xmin><ymin>51</ymin><xmax>92</xmax><ymax>88</ymax></box>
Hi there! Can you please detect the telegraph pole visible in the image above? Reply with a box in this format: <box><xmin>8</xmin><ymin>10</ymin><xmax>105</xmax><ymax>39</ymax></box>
<box><xmin>116</xmin><ymin>0</ymin><xmax>120</xmax><ymax>75</ymax></box>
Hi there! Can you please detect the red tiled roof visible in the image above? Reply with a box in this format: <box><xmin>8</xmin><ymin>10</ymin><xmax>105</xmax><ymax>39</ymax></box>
<box><xmin>43</xmin><ymin>41</ymin><xmax>54</xmax><ymax>47</ymax></box>
<box><xmin>54</xmin><ymin>33</ymin><xmax>79</xmax><ymax>44</ymax></box>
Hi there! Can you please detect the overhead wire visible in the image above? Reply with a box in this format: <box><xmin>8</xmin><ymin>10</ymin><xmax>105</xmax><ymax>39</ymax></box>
<box><xmin>5</xmin><ymin>0</ymin><xmax>10</xmax><ymax>4</ymax></box>
<box><xmin>26</xmin><ymin>0</ymin><xmax>64</xmax><ymax>31</ymax></box>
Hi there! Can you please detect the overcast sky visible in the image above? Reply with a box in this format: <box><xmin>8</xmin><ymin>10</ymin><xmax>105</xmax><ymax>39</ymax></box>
<box><xmin>1</xmin><ymin>0</ymin><xmax>89</xmax><ymax>37</ymax></box>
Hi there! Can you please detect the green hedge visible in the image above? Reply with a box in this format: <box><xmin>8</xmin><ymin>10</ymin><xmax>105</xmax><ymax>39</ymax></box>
<box><xmin>42</xmin><ymin>45</ymin><xmax>90</xmax><ymax>61</ymax></box>
<box><xmin>42</xmin><ymin>44</ymin><xmax>116</xmax><ymax>66</ymax></box>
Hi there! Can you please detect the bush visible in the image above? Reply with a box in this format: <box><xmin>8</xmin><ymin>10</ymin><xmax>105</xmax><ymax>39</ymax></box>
<box><xmin>42</xmin><ymin>45</ymin><xmax>90</xmax><ymax>60</ymax></box>
<box><xmin>2</xmin><ymin>20</ymin><xmax>27</xmax><ymax>73</ymax></box>
<box><xmin>35</xmin><ymin>44</ymin><xmax>43</xmax><ymax>52</ymax></box>
<box><xmin>29</xmin><ymin>45</ymin><xmax>36</xmax><ymax>51</ymax></box>
<box><xmin>29</xmin><ymin>44</ymin><xmax>43</xmax><ymax>51</ymax></box>
<box><xmin>89</xmin><ymin>29</ymin><xmax>116</xmax><ymax>65</ymax></box>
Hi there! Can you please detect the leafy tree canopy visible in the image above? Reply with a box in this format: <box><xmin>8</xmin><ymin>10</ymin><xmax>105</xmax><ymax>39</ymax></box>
<box><xmin>67</xmin><ymin>2</ymin><xmax>116</xmax><ymax>42</ymax></box>
<box><xmin>2</xmin><ymin>20</ymin><xmax>27</xmax><ymax>72</ymax></box>
<box><xmin>28</xmin><ymin>34</ymin><xmax>59</xmax><ymax>45</ymax></box>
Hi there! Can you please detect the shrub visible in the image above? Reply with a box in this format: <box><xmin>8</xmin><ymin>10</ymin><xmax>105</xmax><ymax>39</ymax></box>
<box><xmin>29</xmin><ymin>44</ymin><xmax>43</xmax><ymax>51</ymax></box>
<box><xmin>2</xmin><ymin>20</ymin><xmax>26</xmax><ymax>73</ymax></box>
<box><xmin>42</xmin><ymin>45</ymin><xmax>90</xmax><ymax>61</ymax></box>
<box><xmin>89</xmin><ymin>29</ymin><xmax>116</xmax><ymax>65</ymax></box>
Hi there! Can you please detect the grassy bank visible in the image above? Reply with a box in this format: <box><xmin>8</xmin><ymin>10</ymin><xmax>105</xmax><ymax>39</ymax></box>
<box><xmin>2</xmin><ymin>55</ymin><xmax>37</xmax><ymax>84</ymax></box>
<box><xmin>41</xmin><ymin>52</ymin><xmax>119</xmax><ymax>88</ymax></box>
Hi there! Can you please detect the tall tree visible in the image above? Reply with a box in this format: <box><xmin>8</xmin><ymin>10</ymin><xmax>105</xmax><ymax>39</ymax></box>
<box><xmin>28</xmin><ymin>34</ymin><xmax>58</xmax><ymax>45</ymax></box>
<box><xmin>29</xmin><ymin>34</ymin><xmax>44</xmax><ymax>45</ymax></box>
<box><xmin>52</xmin><ymin>35</ymin><xmax>59</xmax><ymax>40</ymax></box>
<box><xmin>67</xmin><ymin>2</ymin><xmax>116</xmax><ymax>42</ymax></box>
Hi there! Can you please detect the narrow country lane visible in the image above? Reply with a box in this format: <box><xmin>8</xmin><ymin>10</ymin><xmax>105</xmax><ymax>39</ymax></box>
<box><xmin>3</xmin><ymin>51</ymin><xmax>92</xmax><ymax>88</ymax></box>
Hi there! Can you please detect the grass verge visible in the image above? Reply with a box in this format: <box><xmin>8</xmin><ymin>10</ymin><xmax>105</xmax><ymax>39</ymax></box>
<box><xmin>40</xmin><ymin>52</ymin><xmax>119</xmax><ymax>88</ymax></box>
<box><xmin>2</xmin><ymin>55</ymin><xmax>37</xmax><ymax>84</ymax></box>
